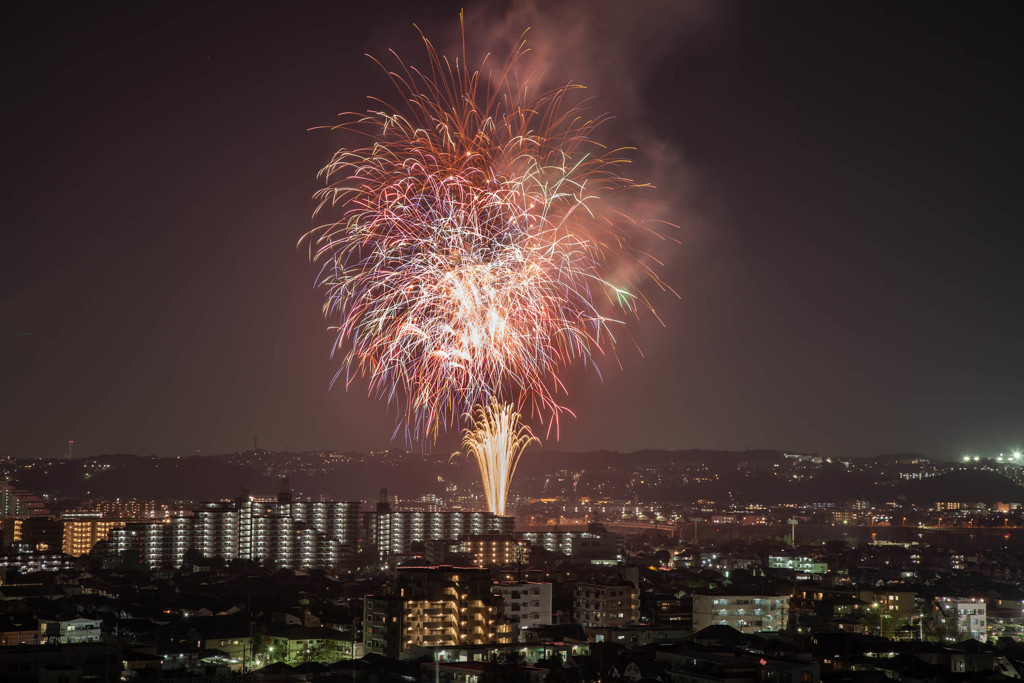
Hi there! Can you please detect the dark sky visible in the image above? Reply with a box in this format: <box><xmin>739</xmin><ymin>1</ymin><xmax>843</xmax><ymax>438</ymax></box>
<box><xmin>3</xmin><ymin>1</ymin><xmax>1022</xmax><ymax>460</ymax></box>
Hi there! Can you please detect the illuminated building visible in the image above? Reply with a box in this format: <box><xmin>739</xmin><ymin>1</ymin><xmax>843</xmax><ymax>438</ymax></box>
<box><xmin>368</xmin><ymin>491</ymin><xmax>514</xmax><ymax>567</ymax></box>
<box><xmin>574</xmin><ymin>583</ymin><xmax>639</xmax><ymax>628</ymax></box>
<box><xmin>518</xmin><ymin>524</ymin><xmax>621</xmax><ymax>563</ymax></box>
<box><xmin>858</xmin><ymin>589</ymin><xmax>917</xmax><ymax>623</ymax></box>
<box><xmin>383</xmin><ymin>511</ymin><xmax>512</xmax><ymax>558</ymax></box>
<box><xmin>107</xmin><ymin>487</ymin><xmax>510</xmax><ymax>570</ymax></box>
<box><xmin>194</xmin><ymin>501</ymin><xmax>240</xmax><ymax>561</ymax></box>
<box><xmin>111</xmin><ymin>489</ymin><xmax>361</xmax><ymax>570</ymax></box>
<box><xmin>64</xmin><ymin>499</ymin><xmax>167</xmax><ymax>519</ymax></box>
<box><xmin>291</xmin><ymin>500</ymin><xmax>361</xmax><ymax>547</ymax></box>
<box><xmin>463</xmin><ymin>535</ymin><xmax>528</xmax><ymax>568</ymax></box>
<box><xmin>0</xmin><ymin>518</ymin><xmax>22</xmax><ymax>549</ymax></box>
<box><xmin>0</xmin><ymin>481</ymin><xmax>49</xmax><ymax>517</ymax></box>
<box><xmin>61</xmin><ymin>519</ymin><xmax>130</xmax><ymax>557</ymax></box>
<box><xmin>935</xmin><ymin>597</ymin><xmax>987</xmax><ymax>640</ymax></box>
<box><xmin>18</xmin><ymin>519</ymin><xmax>61</xmax><ymax>553</ymax></box>
<box><xmin>0</xmin><ymin>550</ymin><xmax>72</xmax><ymax>573</ymax></box>
<box><xmin>519</xmin><ymin>530</ymin><xmax>584</xmax><ymax>556</ymax></box>
<box><xmin>363</xmin><ymin>566</ymin><xmax>512</xmax><ymax>659</ymax></box>
<box><xmin>492</xmin><ymin>582</ymin><xmax>552</xmax><ymax>629</ymax></box>
<box><xmin>768</xmin><ymin>556</ymin><xmax>829</xmax><ymax>575</ymax></box>
<box><xmin>38</xmin><ymin>618</ymin><xmax>102</xmax><ymax>644</ymax></box>
<box><xmin>692</xmin><ymin>593</ymin><xmax>789</xmax><ymax>633</ymax></box>
<box><xmin>263</xmin><ymin>626</ymin><xmax>355</xmax><ymax>667</ymax></box>
<box><xmin>408</xmin><ymin>641</ymin><xmax>588</xmax><ymax>668</ymax></box>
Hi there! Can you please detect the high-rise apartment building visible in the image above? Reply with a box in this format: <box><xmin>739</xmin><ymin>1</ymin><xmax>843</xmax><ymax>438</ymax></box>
<box><xmin>111</xmin><ymin>491</ymin><xmax>361</xmax><ymax>570</ymax></box>
<box><xmin>519</xmin><ymin>524</ymin><xmax>621</xmax><ymax>564</ymax></box>
<box><xmin>0</xmin><ymin>481</ymin><xmax>49</xmax><ymax>517</ymax></box>
<box><xmin>368</xmin><ymin>505</ymin><xmax>514</xmax><ymax>567</ymax></box>
<box><xmin>107</xmin><ymin>488</ymin><xmax>509</xmax><ymax>571</ymax></box>
<box><xmin>62</xmin><ymin>519</ymin><xmax>132</xmax><ymax>557</ymax></box>
<box><xmin>574</xmin><ymin>583</ymin><xmax>639</xmax><ymax>628</ymax></box>
<box><xmin>463</xmin><ymin>534</ymin><xmax>528</xmax><ymax>568</ymax></box>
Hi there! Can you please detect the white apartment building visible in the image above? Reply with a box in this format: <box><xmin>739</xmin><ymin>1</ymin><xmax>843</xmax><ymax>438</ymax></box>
<box><xmin>768</xmin><ymin>556</ymin><xmax>828</xmax><ymax>574</ymax></box>
<box><xmin>936</xmin><ymin>597</ymin><xmax>987</xmax><ymax>641</ymax></box>
<box><xmin>39</xmin><ymin>618</ymin><xmax>102</xmax><ymax>644</ymax></box>
<box><xmin>493</xmin><ymin>582</ymin><xmax>552</xmax><ymax>629</ymax></box>
<box><xmin>693</xmin><ymin>594</ymin><xmax>789</xmax><ymax>633</ymax></box>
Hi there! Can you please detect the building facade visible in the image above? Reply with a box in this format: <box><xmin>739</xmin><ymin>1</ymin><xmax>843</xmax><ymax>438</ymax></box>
<box><xmin>769</xmin><ymin>556</ymin><xmax>829</xmax><ymax>575</ymax></box>
<box><xmin>0</xmin><ymin>482</ymin><xmax>49</xmax><ymax>518</ymax></box>
<box><xmin>463</xmin><ymin>535</ymin><xmax>528</xmax><ymax>568</ymax></box>
<box><xmin>38</xmin><ymin>618</ymin><xmax>102</xmax><ymax>644</ymax></box>
<box><xmin>493</xmin><ymin>582</ymin><xmax>552</xmax><ymax>630</ymax></box>
<box><xmin>108</xmin><ymin>488</ymin><xmax>513</xmax><ymax>571</ymax></box>
<box><xmin>936</xmin><ymin>597</ymin><xmax>987</xmax><ymax>640</ymax></box>
<box><xmin>574</xmin><ymin>583</ymin><xmax>639</xmax><ymax>628</ymax></box>
<box><xmin>372</xmin><ymin>508</ymin><xmax>514</xmax><ymax>567</ymax></box>
<box><xmin>110</xmin><ymin>493</ymin><xmax>363</xmax><ymax>570</ymax></box>
<box><xmin>692</xmin><ymin>594</ymin><xmax>789</xmax><ymax>633</ymax></box>
<box><xmin>62</xmin><ymin>519</ymin><xmax>131</xmax><ymax>557</ymax></box>
<box><xmin>363</xmin><ymin>566</ymin><xmax>513</xmax><ymax>658</ymax></box>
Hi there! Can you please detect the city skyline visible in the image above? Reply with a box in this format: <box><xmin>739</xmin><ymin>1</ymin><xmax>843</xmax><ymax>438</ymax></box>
<box><xmin>4</xmin><ymin>1</ymin><xmax>1023</xmax><ymax>461</ymax></box>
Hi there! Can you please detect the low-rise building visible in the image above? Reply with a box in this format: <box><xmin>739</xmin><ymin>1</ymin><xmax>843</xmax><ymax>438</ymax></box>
<box><xmin>769</xmin><ymin>556</ymin><xmax>828</xmax><ymax>575</ymax></box>
<box><xmin>264</xmin><ymin>626</ymin><xmax>354</xmax><ymax>667</ymax></box>
<box><xmin>936</xmin><ymin>596</ymin><xmax>987</xmax><ymax>641</ymax></box>
<box><xmin>692</xmin><ymin>593</ymin><xmax>789</xmax><ymax>633</ymax></box>
<box><xmin>38</xmin><ymin>618</ymin><xmax>102</xmax><ymax>644</ymax></box>
<box><xmin>408</xmin><ymin>641</ymin><xmax>588</xmax><ymax>664</ymax></box>
<box><xmin>583</xmin><ymin>624</ymin><xmax>690</xmax><ymax>647</ymax></box>
<box><xmin>0</xmin><ymin>617</ymin><xmax>38</xmax><ymax>646</ymax></box>
<box><xmin>184</xmin><ymin>615</ymin><xmax>254</xmax><ymax>672</ymax></box>
<box><xmin>421</xmin><ymin>659</ymin><xmax>548</xmax><ymax>683</ymax></box>
<box><xmin>0</xmin><ymin>642</ymin><xmax>121</xmax><ymax>683</ymax></box>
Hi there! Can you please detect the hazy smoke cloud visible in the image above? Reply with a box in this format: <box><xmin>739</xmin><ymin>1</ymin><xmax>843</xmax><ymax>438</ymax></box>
<box><xmin>460</xmin><ymin>0</ymin><xmax>722</xmax><ymax>230</ymax></box>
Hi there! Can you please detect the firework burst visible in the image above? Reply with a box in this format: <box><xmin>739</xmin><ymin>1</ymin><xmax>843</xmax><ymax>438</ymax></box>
<box><xmin>462</xmin><ymin>400</ymin><xmax>538</xmax><ymax>516</ymax></box>
<box><xmin>305</xmin><ymin>27</ymin><xmax>667</xmax><ymax>444</ymax></box>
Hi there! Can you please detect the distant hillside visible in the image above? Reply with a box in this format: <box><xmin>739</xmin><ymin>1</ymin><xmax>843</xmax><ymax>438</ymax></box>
<box><xmin>513</xmin><ymin>448</ymin><xmax>786</xmax><ymax>475</ymax></box>
<box><xmin>7</xmin><ymin>448</ymin><xmax>1017</xmax><ymax>506</ymax></box>
<box><xmin>898</xmin><ymin>470</ymin><xmax>1024</xmax><ymax>504</ymax></box>
<box><xmin>11</xmin><ymin>456</ymin><xmax>280</xmax><ymax>501</ymax></box>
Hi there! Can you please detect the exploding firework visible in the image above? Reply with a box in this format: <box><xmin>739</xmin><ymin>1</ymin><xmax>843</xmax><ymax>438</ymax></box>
<box><xmin>462</xmin><ymin>400</ymin><xmax>538</xmax><ymax>517</ymax></box>
<box><xmin>304</xmin><ymin>27</ymin><xmax>667</xmax><ymax>447</ymax></box>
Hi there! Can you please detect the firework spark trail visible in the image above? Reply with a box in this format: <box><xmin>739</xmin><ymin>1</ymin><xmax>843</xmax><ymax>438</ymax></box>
<box><xmin>305</xmin><ymin>27</ymin><xmax>670</xmax><ymax>444</ymax></box>
<box><xmin>462</xmin><ymin>400</ymin><xmax>539</xmax><ymax>517</ymax></box>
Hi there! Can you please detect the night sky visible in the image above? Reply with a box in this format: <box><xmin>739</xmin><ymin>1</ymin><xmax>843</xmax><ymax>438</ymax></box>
<box><xmin>3</xmin><ymin>1</ymin><xmax>1022</xmax><ymax>460</ymax></box>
